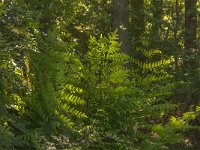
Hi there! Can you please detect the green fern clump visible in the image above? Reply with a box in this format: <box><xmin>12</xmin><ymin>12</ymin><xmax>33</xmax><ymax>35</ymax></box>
<box><xmin>0</xmin><ymin>124</ymin><xmax>15</xmax><ymax>149</ymax></box>
<box><xmin>145</xmin><ymin>106</ymin><xmax>200</xmax><ymax>149</ymax></box>
<box><xmin>130</xmin><ymin>48</ymin><xmax>176</xmax><ymax>114</ymax></box>
<box><xmin>77</xmin><ymin>33</ymin><xmax>177</xmax><ymax>149</ymax></box>
<box><xmin>129</xmin><ymin>47</ymin><xmax>199</xmax><ymax>149</ymax></box>
<box><xmin>24</xmin><ymin>31</ymin><xmax>87</xmax><ymax>135</ymax></box>
<box><xmin>127</xmin><ymin>47</ymin><xmax>181</xmax><ymax>149</ymax></box>
<box><xmin>79</xmin><ymin>32</ymin><xmax>136</xmax><ymax>149</ymax></box>
<box><xmin>0</xmin><ymin>30</ymin><xmax>47</xmax><ymax>149</ymax></box>
<box><xmin>0</xmin><ymin>1</ymin><xmax>85</xmax><ymax>149</ymax></box>
<box><xmin>0</xmin><ymin>26</ymin><xmax>27</xmax><ymax>149</ymax></box>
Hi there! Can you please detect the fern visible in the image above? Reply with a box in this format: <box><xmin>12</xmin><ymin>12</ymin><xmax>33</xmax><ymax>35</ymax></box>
<box><xmin>0</xmin><ymin>124</ymin><xmax>15</xmax><ymax>149</ymax></box>
<box><xmin>79</xmin><ymin>32</ymin><xmax>137</xmax><ymax>149</ymax></box>
<box><xmin>24</xmin><ymin>30</ymin><xmax>86</xmax><ymax>134</ymax></box>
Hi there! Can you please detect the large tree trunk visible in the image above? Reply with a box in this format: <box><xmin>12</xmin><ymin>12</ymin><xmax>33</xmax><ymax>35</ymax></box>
<box><xmin>112</xmin><ymin>0</ymin><xmax>130</xmax><ymax>54</ymax></box>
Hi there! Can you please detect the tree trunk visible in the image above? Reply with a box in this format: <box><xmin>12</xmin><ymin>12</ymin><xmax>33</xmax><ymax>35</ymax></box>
<box><xmin>184</xmin><ymin>0</ymin><xmax>197</xmax><ymax>72</ymax></box>
<box><xmin>184</xmin><ymin>0</ymin><xmax>197</xmax><ymax>51</ymax></box>
<box><xmin>183</xmin><ymin>0</ymin><xmax>198</xmax><ymax>107</ymax></box>
<box><xmin>131</xmin><ymin>0</ymin><xmax>145</xmax><ymax>49</ymax></box>
<box><xmin>152</xmin><ymin>0</ymin><xmax>163</xmax><ymax>34</ymax></box>
<box><xmin>112</xmin><ymin>0</ymin><xmax>130</xmax><ymax>54</ymax></box>
<box><xmin>151</xmin><ymin>0</ymin><xmax>163</xmax><ymax>49</ymax></box>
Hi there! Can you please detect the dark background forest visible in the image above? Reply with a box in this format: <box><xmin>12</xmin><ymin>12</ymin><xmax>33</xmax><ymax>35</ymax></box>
<box><xmin>0</xmin><ymin>0</ymin><xmax>200</xmax><ymax>149</ymax></box>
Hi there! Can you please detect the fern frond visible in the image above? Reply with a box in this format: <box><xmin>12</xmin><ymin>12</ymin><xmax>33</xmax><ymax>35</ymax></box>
<box><xmin>0</xmin><ymin>124</ymin><xmax>14</xmax><ymax>148</ymax></box>
<box><xmin>64</xmin><ymin>94</ymin><xmax>85</xmax><ymax>105</ymax></box>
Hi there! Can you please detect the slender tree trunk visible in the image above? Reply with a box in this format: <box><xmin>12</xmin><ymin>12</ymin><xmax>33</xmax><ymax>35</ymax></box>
<box><xmin>131</xmin><ymin>0</ymin><xmax>145</xmax><ymax>49</ymax></box>
<box><xmin>174</xmin><ymin>0</ymin><xmax>181</xmax><ymax>77</ymax></box>
<box><xmin>184</xmin><ymin>0</ymin><xmax>197</xmax><ymax>51</ymax></box>
<box><xmin>184</xmin><ymin>0</ymin><xmax>197</xmax><ymax>72</ymax></box>
<box><xmin>152</xmin><ymin>0</ymin><xmax>163</xmax><ymax>34</ymax></box>
<box><xmin>183</xmin><ymin>0</ymin><xmax>198</xmax><ymax>107</ymax></box>
<box><xmin>173</xmin><ymin>0</ymin><xmax>182</xmax><ymax>104</ymax></box>
<box><xmin>151</xmin><ymin>0</ymin><xmax>163</xmax><ymax>49</ymax></box>
<box><xmin>112</xmin><ymin>0</ymin><xmax>130</xmax><ymax>54</ymax></box>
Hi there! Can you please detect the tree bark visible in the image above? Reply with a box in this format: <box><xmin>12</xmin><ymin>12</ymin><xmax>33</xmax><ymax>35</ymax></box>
<box><xmin>183</xmin><ymin>0</ymin><xmax>198</xmax><ymax>107</ymax></box>
<box><xmin>184</xmin><ymin>0</ymin><xmax>197</xmax><ymax>51</ymax></box>
<box><xmin>131</xmin><ymin>0</ymin><xmax>145</xmax><ymax>49</ymax></box>
<box><xmin>112</xmin><ymin>0</ymin><xmax>130</xmax><ymax>54</ymax></box>
<box><xmin>152</xmin><ymin>0</ymin><xmax>163</xmax><ymax>31</ymax></box>
<box><xmin>151</xmin><ymin>0</ymin><xmax>163</xmax><ymax>49</ymax></box>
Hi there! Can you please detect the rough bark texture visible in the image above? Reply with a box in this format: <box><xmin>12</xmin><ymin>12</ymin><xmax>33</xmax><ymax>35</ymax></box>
<box><xmin>112</xmin><ymin>0</ymin><xmax>130</xmax><ymax>54</ymax></box>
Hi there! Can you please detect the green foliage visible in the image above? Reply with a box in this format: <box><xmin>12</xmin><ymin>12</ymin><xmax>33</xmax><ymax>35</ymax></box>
<box><xmin>1</xmin><ymin>0</ymin><xmax>200</xmax><ymax>149</ymax></box>
<box><xmin>144</xmin><ymin>106</ymin><xmax>200</xmax><ymax>149</ymax></box>
<box><xmin>74</xmin><ymin>32</ymin><xmax>176</xmax><ymax>149</ymax></box>
<box><xmin>79</xmin><ymin>33</ymin><xmax>133</xmax><ymax>149</ymax></box>
<box><xmin>23</xmin><ymin>30</ymin><xmax>87</xmax><ymax>136</ymax></box>
<box><xmin>0</xmin><ymin>124</ymin><xmax>14</xmax><ymax>149</ymax></box>
<box><xmin>0</xmin><ymin>1</ymin><xmax>86</xmax><ymax>149</ymax></box>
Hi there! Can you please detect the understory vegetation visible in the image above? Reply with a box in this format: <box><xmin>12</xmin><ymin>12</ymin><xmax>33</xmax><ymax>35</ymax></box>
<box><xmin>0</xmin><ymin>0</ymin><xmax>200</xmax><ymax>149</ymax></box>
